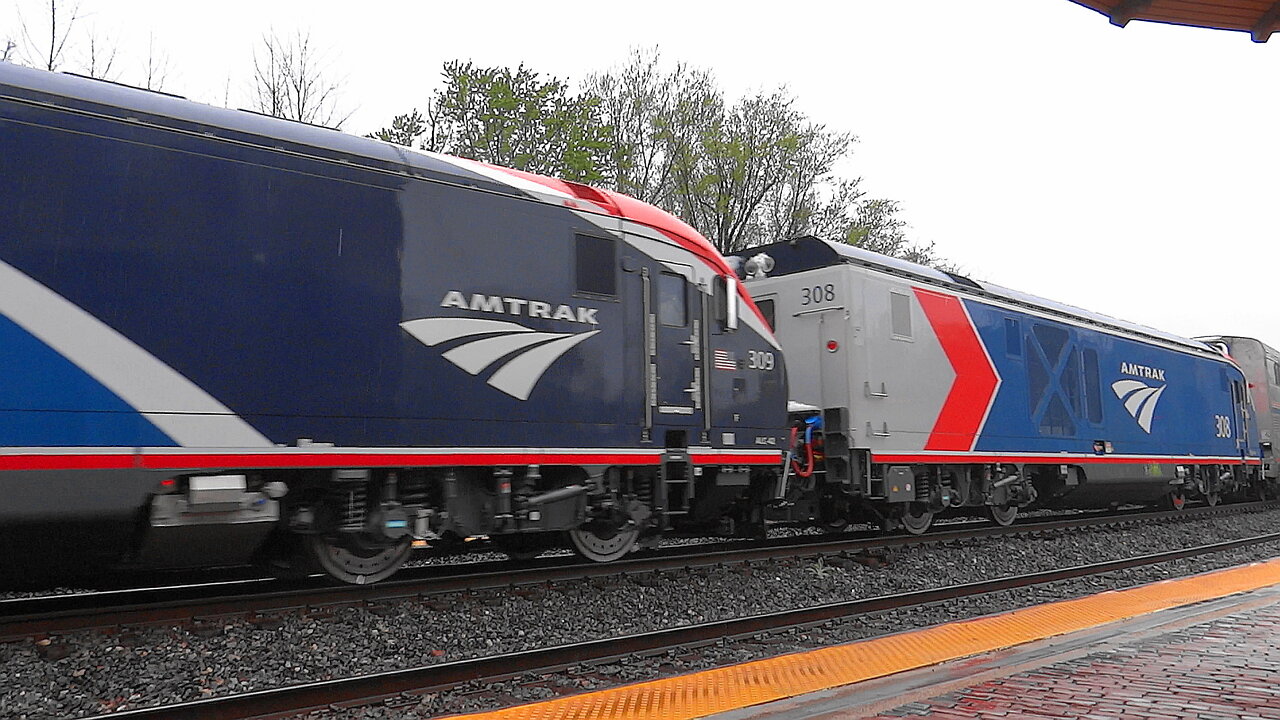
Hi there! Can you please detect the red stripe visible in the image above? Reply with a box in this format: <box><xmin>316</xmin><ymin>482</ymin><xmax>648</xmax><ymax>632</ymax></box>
<box><xmin>913</xmin><ymin>288</ymin><xmax>999</xmax><ymax>451</ymax></box>
<box><xmin>873</xmin><ymin>453</ymin><xmax>1258</xmax><ymax>466</ymax></box>
<box><xmin>690</xmin><ymin>452</ymin><xmax>782</xmax><ymax>465</ymax></box>
<box><xmin>0</xmin><ymin>449</ymin><xmax>781</xmax><ymax>472</ymax></box>
<box><xmin>0</xmin><ymin>454</ymin><xmax>139</xmax><ymax>471</ymax></box>
<box><xmin>137</xmin><ymin>452</ymin><xmax>670</xmax><ymax>470</ymax></box>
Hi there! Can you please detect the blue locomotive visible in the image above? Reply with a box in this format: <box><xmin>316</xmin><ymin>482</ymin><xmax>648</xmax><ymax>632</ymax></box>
<box><xmin>734</xmin><ymin>238</ymin><xmax>1267</xmax><ymax>533</ymax></box>
<box><xmin>0</xmin><ymin>64</ymin><xmax>786</xmax><ymax>583</ymax></box>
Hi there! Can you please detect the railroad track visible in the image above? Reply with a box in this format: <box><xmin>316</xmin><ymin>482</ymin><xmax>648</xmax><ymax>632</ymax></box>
<box><xmin>76</xmin><ymin>504</ymin><xmax>1280</xmax><ymax>720</ymax></box>
<box><xmin>3</xmin><ymin>501</ymin><xmax>1268</xmax><ymax>643</ymax></box>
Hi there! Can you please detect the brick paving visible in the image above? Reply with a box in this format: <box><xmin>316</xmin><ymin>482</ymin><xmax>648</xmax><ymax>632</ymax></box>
<box><xmin>868</xmin><ymin>601</ymin><xmax>1280</xmax><ymax>719</ymax></box>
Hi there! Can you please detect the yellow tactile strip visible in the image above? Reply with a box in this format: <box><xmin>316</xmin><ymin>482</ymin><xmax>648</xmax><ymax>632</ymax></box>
<box><xmin>447</xmin><ymin>556</ymin><xmax>1280</xmax><ymax>720</ymax></box>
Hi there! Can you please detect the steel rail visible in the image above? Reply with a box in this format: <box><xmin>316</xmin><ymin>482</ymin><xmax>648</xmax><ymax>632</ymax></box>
<box><xmin>3</xmin><ymin>501</ymin><xmax>1271</xmax><ymax>642</ymax></box>
<box><xmin>86</xmin><ymin>526</ymin><xmax>1280</xmax><ymax>720</ymax></box>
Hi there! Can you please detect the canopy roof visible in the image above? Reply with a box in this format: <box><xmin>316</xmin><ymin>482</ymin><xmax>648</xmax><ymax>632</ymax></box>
<box><xmin>1068</xmin><ymin>0</ymin><xmax>1280</xmax><ymax>42</ymax></box>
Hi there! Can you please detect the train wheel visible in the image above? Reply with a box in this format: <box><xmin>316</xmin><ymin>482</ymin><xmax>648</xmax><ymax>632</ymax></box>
<box><xmin>567</xmin><ymin>524</ymin><xmax>640</xmax><ymax>562</ymax></box>
<box><xmin>1167</xmin><ymin>491</ymin><xmax>1187</xmax><ymax>511</ymax></box>
<box><xmin>307</xmin><ymin>534</ymin><xmax>412</xmax><ymax>585</ymax></box>
<box><xmin>987</xmin><ymin>504</ymin><xmax>1018</xmax><ymax>527</ymax></box>
<box><xmin>900</xmin><ymin>503</ymin><xmax>934</xmax><ymax>535</ymax></box>
<box><xmin>1205</xmin><ymin>492</ymin><xmax>1221</xmax><ymax>507</ymax></box>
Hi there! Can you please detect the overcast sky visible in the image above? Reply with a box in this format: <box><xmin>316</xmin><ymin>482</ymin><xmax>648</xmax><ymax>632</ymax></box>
<box><xmin>4</xmin><ymin>0</ymin><xmax>1276</xmax><ymax>346</ymax></box>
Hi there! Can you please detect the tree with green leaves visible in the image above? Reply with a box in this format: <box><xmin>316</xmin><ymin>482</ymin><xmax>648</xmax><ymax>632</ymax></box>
<box><xmin>845</xmin><ymin>198</ymin><xmax>948</xmax><ymax>268</ymax></box>
<box><xmin>586</xmin><ymin>51</ymin><xmax>856</xmax><ymax>254</ymax></box>
<box><xmin>371</xmin><ymin>52</ymin><xmax>950</xmax><ymax>268</ymax></box>
<box><xmin>579</xmin><ymin>47</ymin><xmax>717</xmax><ymax>206</ymax></box>
<box><xmin>370</xmin><ymin>61</ymin><xmax>613</xmax><ymax>184</ymax></box>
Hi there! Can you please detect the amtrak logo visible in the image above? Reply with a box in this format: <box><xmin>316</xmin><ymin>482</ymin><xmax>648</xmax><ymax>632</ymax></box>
<box><xmin>1112</xmin><ymin>379</ymin><xmax>1167</xmax><ymax>434</ymax></box>
<box><xmin>401</xmin><ymin>317</ymin><xmax>599</xmax><ymax>400</ymax></box>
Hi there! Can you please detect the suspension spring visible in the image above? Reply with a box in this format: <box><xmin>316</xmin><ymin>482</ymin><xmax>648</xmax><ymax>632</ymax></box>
<box><xmin>398</xmin><ymin>472</ymin><xmax>429</xmax><ymax>506</ymax></box>
<box><xmin>915</xmin><ymin>475</ymin><xmax>932</xmax><ymax>502</ymax></box>
<box><xmin>329</xmin><ymin>483</ymin><xmax>367</xmax><ymax>531</ymax></box>
<box><xmin>634</xmin><ymin>470</ymin><xmax>654</xmax><ymax>505</ymax></box>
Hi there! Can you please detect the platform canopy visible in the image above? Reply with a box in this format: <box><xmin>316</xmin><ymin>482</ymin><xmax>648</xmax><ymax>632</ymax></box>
<box><xmin>1068</xmin><ymin>0</ymin><xmax>1280</xmax><ymax>42</ymax></box>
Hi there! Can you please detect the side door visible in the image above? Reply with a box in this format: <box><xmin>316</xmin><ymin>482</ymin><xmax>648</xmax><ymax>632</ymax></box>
<box><xmin>1231</xmin><ymin>377</ymin><xmax>1251</xmax><ymax>456</ymax></box>
<box><xmin>648</xmin><ymin>264</ymin><xmax>704</xmax><ymax>434</ymax></box>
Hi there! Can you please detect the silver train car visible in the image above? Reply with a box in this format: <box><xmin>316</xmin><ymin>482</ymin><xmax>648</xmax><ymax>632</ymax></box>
<box><xmin>733</xmin><ymin>238</ymin><xmax>1265</xmax><ymax>533</ymax></box>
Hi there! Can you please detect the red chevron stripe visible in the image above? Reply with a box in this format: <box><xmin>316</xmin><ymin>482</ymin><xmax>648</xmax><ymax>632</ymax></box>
<box><xmin>914</xmin><ymin>288</ymin><xmax>1000</xmax><ymax>451</ymax></box>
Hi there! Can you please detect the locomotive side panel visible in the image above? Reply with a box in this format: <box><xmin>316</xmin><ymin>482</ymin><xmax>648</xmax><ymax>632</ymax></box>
<box><xmin>737</xmin><ymin>237</ymin><xmax>1261</xmax><ymax>522</ymax></box>
<box><xmin>843</xmin><ymin>268</ymin><xmax>956</xmax><ymax>454</ymax></box>
<box><xmin>0</xmin><ymin>100</ymin><xmax>649</xmax><ymax>452</ymax></box>
<box><xmin>0</xmin><ymin>64</ymin><xmax>787</xmax><ymax>580</ymax></box>
<box><xmin>969</xmin><ymin>303</ymin><xmax>1248</xmax><ymax>461</ymax></box>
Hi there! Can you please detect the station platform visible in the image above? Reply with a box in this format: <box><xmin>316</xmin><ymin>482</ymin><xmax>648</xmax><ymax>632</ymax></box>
<box><xmin>453</xmin><ymin>557</ymin><xmax>1280</xmax><ymax>720</ymax></box>
<box><xmin>716</xmin><ymin>578</ymin><xmax>1280</xmax><ymax>720</ymax></box>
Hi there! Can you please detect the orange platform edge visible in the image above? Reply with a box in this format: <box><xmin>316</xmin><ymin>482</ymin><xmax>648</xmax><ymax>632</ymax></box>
<box><xmin>446</xmin><ymin>555</ymin><xmax>1280</xmax><ymax>720</ymax></box>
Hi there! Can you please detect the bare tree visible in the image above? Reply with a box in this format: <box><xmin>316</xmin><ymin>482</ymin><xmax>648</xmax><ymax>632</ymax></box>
<box><xmin>17</xmin><ymin>0</ymin><xmax>81</xmax><ymax>71</ymax></box>
<box><xmin>141</xmin><ymin>32</ymin><xmax>169</xmax><ymax>91</ymax></box>
<box><xmin>251</xmin><ymin>30</ymin><xmax>348</xmax><ymax>128</ymax></box>
<box><xmin>82</xmin><ymin>25</ymin><xmax>117</xmax><ymax>79</ymax></box>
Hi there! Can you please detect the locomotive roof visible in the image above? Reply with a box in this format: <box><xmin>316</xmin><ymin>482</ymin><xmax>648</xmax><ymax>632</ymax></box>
<box><xmin>735</xmin><ymin>237</ymin><xmax>1219</xmax><ymax>356</ymax></box>
<box><xmin>0</xmin><ymin>63</ymin><xmax>733</xmax><ymax>281</ymax></box>
<box><xmin>1197</xmin><ymin>335</ymin><xmax>1280</xmax><ymax>358</ymax></box>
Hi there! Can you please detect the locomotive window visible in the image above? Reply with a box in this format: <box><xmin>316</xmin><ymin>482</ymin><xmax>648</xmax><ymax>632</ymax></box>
<box><xmin>658</xmin><ymin>272</ymin><xmax>687</xmax><ymax>326</ymax></box>
<box><xmin>1028</xmin><ymin>339</ymin><xmax>1050</xmax><ymax>421</ymax></box>
<box><xmin>1005</xmin><ymin>319</ymin><xmax>1021</xmax><ymax>357</ymax></box>
<box><xmin>890</xmin><ymin>291</ymin><xmax>912</xmax><ymax>339</ymax></box>
<box><xmin>1028</xmin><ymin>322</ymin><xmax>1078</xmax><ymax>437</ymax></box>
<box><xmin>1041</xmin><ymin>396</ymin><xmax>1077</xmax><ymax>436</ymax></box>
<box><xmin>1062</xmin><ymin>349</ymin><xmax>1082</xmax><ymax>417</ymax></box>
<box><xmin>1272</xmin><ymin>360</ymin><xmax>1280</xmax><ymax>386</ymax></box>
<box><xmin>756</xmin><ymin>299</ymin><xmax>776</xmax><ymax>332</ymax></box>
<box><xmin>575</xmin><ymin>234</ymin><xmax>616</xmax><ymax>296</ymax></box>
<box><xmin>1083</xmin><ymin>349</ymin><xmax>1103</xmax><ymax>424</ymax></box>
<box><xmin>1032</xmin><ymin>324</ymin><xmax>1069</xmax><ymax>365</ymax></box>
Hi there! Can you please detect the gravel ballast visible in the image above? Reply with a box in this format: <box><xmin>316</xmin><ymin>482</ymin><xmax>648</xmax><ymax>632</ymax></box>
<box><xmin>3</xmin><ymin>508</ymin><xmax>1279</xmax><ymax>719</ymax></box>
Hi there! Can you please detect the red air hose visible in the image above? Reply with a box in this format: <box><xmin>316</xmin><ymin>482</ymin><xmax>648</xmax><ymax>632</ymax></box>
<box><xmin>790</xmin><ymin>425</ymin><xmax>815</xmax><ymax>478</ymax></box>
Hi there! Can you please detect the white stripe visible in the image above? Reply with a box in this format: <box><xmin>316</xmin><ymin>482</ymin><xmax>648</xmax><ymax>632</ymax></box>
<box><xmin>488</xmin><ymin>330</ymin><xmax>600</xmax><ymax>400</ymax></box>
<box><xmin>958</xmin><ymin>297</ymin><xmax>1003</xmax><ymax>452</ymax></box>
<box><xmin>872</xmin><ymin>450</ymin><xmax>1246</xmax><ymax>462</ymax></box>
<box><xmin>420</xmin><ymin>152</ymin><xmax>576</xmax><ymax>200</ymax></box>
<box><xmin>0</xmin><ymin>445</ymin><xmax>664</xmax><ymax>457</ymax></box>
<box><xmin>568</xmin><ymin>210</ymin><xmax>784</xmax><ymax>351</ymax></box>
<box><xmin>1</xmin><ymin>445</ymin><xmax>781</xmax><ymax>457</ymax></box>
<box><xmin>443</xmin><ymin>331</ymin><xmax>571</xmax><ymax>375</ymax></box>
<box><xmin>400</xmin><ymin>317</ymin><xmax>532</xmax><ymax>346</ymax></box>
<box><xmin>0</xmin><ymin>259</ymin><xmax>272</xmax><ymax>448</ymax></box>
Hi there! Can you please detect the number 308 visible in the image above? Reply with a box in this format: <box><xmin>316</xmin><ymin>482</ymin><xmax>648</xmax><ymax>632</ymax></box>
<box><xmin>801</xmin><ymin>284</ymin><xmax>835</xmax><ymax>305</ymax></box>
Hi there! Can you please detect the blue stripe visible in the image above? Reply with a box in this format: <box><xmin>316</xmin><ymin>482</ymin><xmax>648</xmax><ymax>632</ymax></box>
<box><xmin>0</xmin><ymin>314</ymin><xmax>176</xmax><ymax>447</ymax></box>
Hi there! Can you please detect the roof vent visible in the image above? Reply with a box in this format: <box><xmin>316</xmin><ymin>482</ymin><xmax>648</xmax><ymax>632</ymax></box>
<box><xmin>561</xmin><ymin>181</ymin><xmax>619</xmax><ymax>215</ymax></box>
<box><xmin>943</xmin><ymin>271</ymin><xmax>982</xmax><ymax>290</ymax></box>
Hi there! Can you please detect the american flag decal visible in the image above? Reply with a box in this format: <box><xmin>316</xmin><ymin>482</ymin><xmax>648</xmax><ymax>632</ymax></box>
<box><xmin>713</xmin><ymin>349</ymin><xmax>737</xmax><ymax>371</ymax></box>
